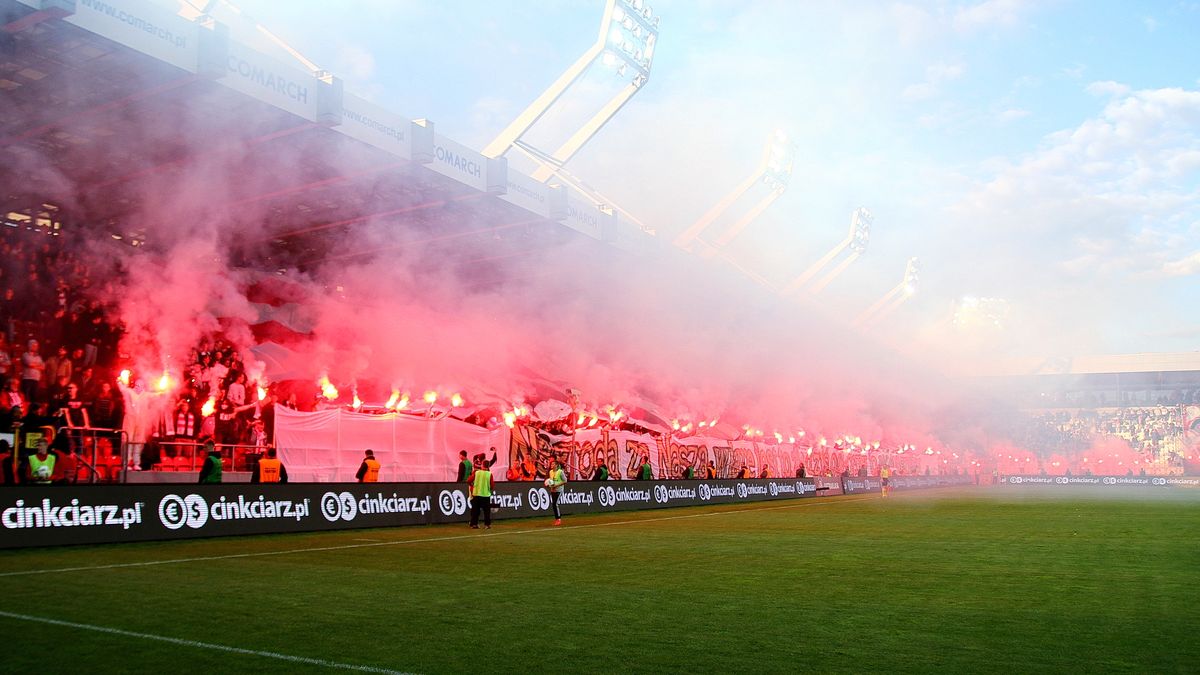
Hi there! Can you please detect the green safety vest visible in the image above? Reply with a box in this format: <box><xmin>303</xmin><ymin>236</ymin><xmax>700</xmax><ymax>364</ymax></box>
<box><xmin>201</xmin><ymin>454</ymin><xmax>223</xmax><ymax>484</ymax></box>
<box><xmin>550</xmin><ymin>468</ymin><xmax>565</xmax><ymax>492</ymax></box>
<box><xmin>28</xmin><ymin>454</ymin><xmax>55</xmax><ymax>484</ymax></box>
<box><xmin>639</xmin><ymin>463</ymin><xmax>652</xmax><ymax>480</ymax></box>
<box><xmin>597</xmin><ymin>466</ymin><xmax>609</xmax><ymax>480</ymax></box>
<box><xmin>472</xmin><ymin>469</ymin><xmax>492</xmax><ymax>498</ymax></box>
<box><xmin>460</xmin><ymin>459</ymin><xmax>473</xmax><ymax>482</ymax></box>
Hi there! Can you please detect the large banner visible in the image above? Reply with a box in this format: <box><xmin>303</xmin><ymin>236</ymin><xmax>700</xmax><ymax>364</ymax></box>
<box><xmin>511</xmin><ymin>427</ymin><xmax>814</xmax><ymax>481</ymax></box>
<box><xmin>0</xmin><ymin>474</ymin><xmax>970</xmax><ymax>548</ymax></box>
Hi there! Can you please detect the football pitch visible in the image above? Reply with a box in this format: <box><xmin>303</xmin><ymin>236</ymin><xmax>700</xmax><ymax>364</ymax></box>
<box><xmin>1</xmin><ymin>489</ymin><xmax>1197</xmax><ymax>674</ymax></box>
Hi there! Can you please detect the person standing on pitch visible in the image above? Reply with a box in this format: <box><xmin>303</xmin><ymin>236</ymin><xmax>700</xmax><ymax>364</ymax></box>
<box><xmin>251</xmin><ymin>447</ymin><xmax>288</xmax><ymax>484</ymax></box>
<box><xmin>468</xmin><ymin>455</ymin><xmax>493</xmax><ymax>529</ymax></box>
<box><xmin>197</xmin><ymin>440</ymin><xmax>222</xmax><ymax>484</ymax></box>
<box><xmin>590</xmin><ymin>461</ymin><xmax>609</xmax><ymax>481</ymax></box>
<box><xmin>637</xmin><ymin>455</ymin><xmax>653</xmax><ymax>480</ymax></box>
<box><xmin>356</xmin><ymin>449</ymin><xmax>380</xmax><ymax>482</ymax></box>
<box><xmin>26</xmin><ymin>439</ymin><xmax>54</xmax><ymax>485</ymax></box>
<box><xmin>547</xmin><ymin>457</ymin><xmax>567</xmax><ymax>526</ymax></box>
<box><xmin>456</xmin><ymin>450</ymin><xmax>472</xmax><ymax>483</ymax></box>
<box><xmin>880</xmin><ymin>465</ymin><xmax>891</xmax><ymax>498</ymax></box>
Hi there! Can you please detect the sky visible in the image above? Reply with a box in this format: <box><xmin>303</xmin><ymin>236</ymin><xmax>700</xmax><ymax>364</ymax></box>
<box><xmin>170</xmin><ymin>0</ymin><xmax>1199</xmax><ymax>365</ymax></box>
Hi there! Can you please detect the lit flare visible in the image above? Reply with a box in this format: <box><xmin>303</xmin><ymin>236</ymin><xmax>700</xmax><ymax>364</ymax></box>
<box><xmin>318</xmin><ymin>376</ymin><xmax>338</xmax><ymax>400</ymax></box>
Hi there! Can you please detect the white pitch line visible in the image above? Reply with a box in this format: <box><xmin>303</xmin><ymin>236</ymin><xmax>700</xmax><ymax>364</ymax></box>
<box><xmin>0</xmin><ymin>495</ymin><xmax>876</xmax><ymax>578</ymax></box>
<box><xmin>0</xmin><ymin>609</ymin><xmax>413</xmax><ymax>674</ymax></box>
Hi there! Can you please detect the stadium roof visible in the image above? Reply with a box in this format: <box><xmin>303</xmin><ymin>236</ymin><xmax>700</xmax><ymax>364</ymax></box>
<box><xmin>975</xmin><ymin>352</ymin><xmax>1200</xmax><ymax>377</ymax></box>
<box><xmin>0</xmin><ymin>0</ymin><xmax>657</xmax><ymax>284</ymax></box>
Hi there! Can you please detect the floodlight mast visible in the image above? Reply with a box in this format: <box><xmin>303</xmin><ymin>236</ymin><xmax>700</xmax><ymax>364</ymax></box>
<box><xmin>807</xmin><ymin>209</ymin><xmax>871</xmax><ymax>294</ymax></box>
<box><xmin>482</xmin><ymin>0</ymin><xmax>659</xmax><ymax>182</ymax></box>
<box><xmin>673</xmin><ymin>131</ymin><xmax>796</xmax><ymax>253</ymax></box>
<box><xmin>783</xmin><ymin>207</ymin><xmax>871</xmax><ymax>296</ymax></box>
<box><xmin>852</xmin><ymin>257</ymin><xmax>920</xmax><ymax>328</ymax></box>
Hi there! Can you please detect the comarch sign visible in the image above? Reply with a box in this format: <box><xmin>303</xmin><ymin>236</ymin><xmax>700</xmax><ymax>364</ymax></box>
<box><xmin>221</xmin><ymin>41</ymin><xmax>317</xmax><ymax>121</ymax></box>
<box><xmin>0</xmin><ymin>477</ymin><xmax>968</xmax><ymax>548</ymax></box>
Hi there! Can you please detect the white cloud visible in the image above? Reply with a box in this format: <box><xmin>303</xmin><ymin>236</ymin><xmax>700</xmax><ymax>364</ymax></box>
<box><xmin>1062</xmin><ymin>64</ymin><xmax>1087</xmax><ymax>79</ymax></box>
<box><xmin>1086</xmin><ymin>80</ymin><xmax>1131</xmax><ymax>98</ymax></box>
<box><xmin>998</xmin><ymin>108</ymin><xmax>1031</xmax><ymax>122</ymax></box>
<box><xmin>953</xmin><ymin>0</ymin><xmax>1033</xmax><ymax>33</ymax></box>
<box><xmin>1163</xmin><ymin>251</ymin><xmax>1200</xmax><ymax>276</ymax></box>
<box><xmin>1143</xmin><ymin>16</ymin><xmax>1159</xmax><ymax>32</ymax></box>
<box><xmin>941</xmin><ymin>87</ymin><xmax>1200</xmax><ymax>349</ymax></box>
<box><xmin>902</xmin><ymin>61</ymin><xmax>966</xmax><ymax>101</ymax></box>
<box><xmin>890</xmin><ymin>2</ymin><xmax>936</xmax><ymax>46</ymax></box>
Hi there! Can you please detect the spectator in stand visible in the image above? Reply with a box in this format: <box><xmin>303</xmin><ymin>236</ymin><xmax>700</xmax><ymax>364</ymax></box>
<box><xmin>43</xmin><ymin>308</ymin><xmax>65</xmax><ymax>352</ymax></box>
<box><xmin>214</xmin><ymin>397</ymin><xmax>241</xmax><ymax>448</ymax></box>
<box><xmin>75</xmin><ymin>365</ymin><xmax>97</xmax><ymax>400</ymax></box>
<box><xmin>197</xmin><ymin>440</ymin><xmax>222</xmax><ymax>484</ymax></box>
<box><xmin>796</xmin><ymin>463</ymin><xmax>807</xmax><ymax>478</ymax></box>
<box><xmin>49</xmin><ymin>432</ymin><xmax>76</xmax><ymax>485</ymax></box>
<box><xmin>705</xmin><ymin>460</ymin><xmax>717</xmax><ymax>479</ymax></box>
<box><xmin>356</xmin><ymin>449</ymin><xmax>381</xmax><ymax>482</ymax></box>
<box><xmin>247</xmin><ymin>419</ymin><xmax>268</xmax><ymax>450</ymax></box>
<box><xmin>62</xmin><ymin>312</ymin><xmax>85</xmax><ymax>353</ymax></box>
<box><xmin>47</xmin><ymin>374</ymin><xmax>71</xmax><ymax>407</ymax></box>
<box><xmin>20</xmin><ymin>339</ymin><xmax>43</xmax><ymax>405</ymax></box>
<box><xmin>56</xmin><ymin>382</ymin><xmax>89</xmax><ymax>428</ymax></box>
<box><xmin>172</xmin><ymin>398</ymin><xmax>197</xmax><ymax>441</ymax></box>
<box><xmin>3</xmin><ymin>377</ymin><xmax>25</xmax><ymax>428</ymax></box>
<box><xmin>44</xmin><ymin>344</ymin><xmax>71</xmax><ymax>389</ymax></box>
<box><xmin>207</xmin><ymin>355</ymin><xmax>229</xmax><ymax>400</ymax></box>
<box><xmin>0</xmin><ymin>334</ymin><xmax>11</xmax><ymax>381</ymax></box>
<box><xmin>84</xmin><ymin>307</ymin><xmax>106</xmax><ymax>368</ymax></box>
<box><xmin>89</xmin><ymin>381</ymin><xmax>123</xmax><ymax>430</ymax></box>
<box><xmin>520</xmin><ymin>453</ymin><xmax>536</xmax><ymax>481</ymax></box>
<box><xmin>736</xmin><ymin>465</ymin><xmax>750</xmax><ymax>479</ymax></box>
<box><xmin>226</xmin><ymin>371</ymin><xmax>246</xmax><ymax>407</ymax></box>
<box><xmin>0</xmin><ymin>288</ymin><xmax>16</xmax><ymax>341</ymax></box>
<box><xmin>505</xmin><ymin>460</ymin><xmax>522</xmax><ymax>482</ymax></box>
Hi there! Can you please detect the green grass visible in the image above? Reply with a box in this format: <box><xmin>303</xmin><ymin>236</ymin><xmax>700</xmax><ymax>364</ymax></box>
<box><xmin>1</xmin><ymin>489</ymin><xmax>1198</xmax><ymax>674</ymax></box>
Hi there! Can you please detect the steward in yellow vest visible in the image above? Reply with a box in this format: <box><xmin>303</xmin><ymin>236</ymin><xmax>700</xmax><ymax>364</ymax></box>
<box><xmin>252</xmin><ymin>448</ymin><xmax>288</xmax><ymax>483</ymax></box>
<box><xmin>357</xmin><ymin>449</ymin><xmax>381</xmax><ymax>482</ymax></box>
<box><xmin>468</xmin><ymin>460</ymin><xmax>493</xmax><ymax>529</ymax></box>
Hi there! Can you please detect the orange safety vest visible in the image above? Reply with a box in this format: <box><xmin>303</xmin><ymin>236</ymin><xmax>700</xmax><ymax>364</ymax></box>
<box><xmin>258</xmin><ymin>457</ymin><xmax>282</xmax><ymax>483</ymax></box>
<box><xmin>362</xmin><ymin>458</ymin><xmax>380</xmax><ymax>482</ymax></box>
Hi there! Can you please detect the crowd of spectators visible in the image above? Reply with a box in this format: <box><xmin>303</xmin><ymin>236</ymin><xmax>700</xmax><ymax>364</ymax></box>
<box><xmin>0</xmin><ymin>227</ymin><xmax>122</xmax><ymax>429</ymax></box>
<box><xmin>1018</xmin><ymin>406</ymin><xmax>1188</xmax><ymax>459</ymax></box>
<box><xmin>0</xmin><ymin>227</ymin><xmax>280</xmax><ymax>481</ymax></box>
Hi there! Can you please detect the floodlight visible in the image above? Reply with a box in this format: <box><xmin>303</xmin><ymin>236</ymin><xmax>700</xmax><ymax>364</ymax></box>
<box><xmin>674</xmin><ymin>130</ymin><xmax>796</xmax><ymax>253</ymax></box>
<box><xmin>484</xmin><ymin>0</ymin><xmax>661</xmax><ymax>184</ymax></box>
<box><xmin>852</xmin><ymin>256</ymin><xmax>921</xmax><ymax>327</ymax></box>
<box><xmin>784</xmin><ymin>207</ymin><xmax>872</xmax><ymax>295</ymax></box>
